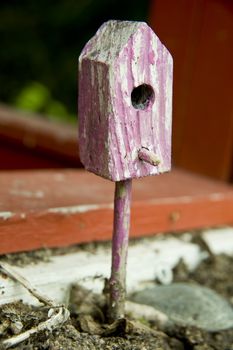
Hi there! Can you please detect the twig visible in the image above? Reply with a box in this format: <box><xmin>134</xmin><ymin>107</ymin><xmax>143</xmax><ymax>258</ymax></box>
<box><xmin>0</xmin><ymin>262</ymin><xmax>70</xmax><ymax>349</ymax></box>
<box><xmin>109</xmin><ymin>179</ymin><xmax>132</xmax><ymax>321</ymax></box>
<box><xmin>3</xmin><ymin>307</ymin><xmax>70</xmax><ymax>349</ymax></box>
<box><xmin>0</xmin><ymin>262</ymin><xmax>55</xmax><ymax>307</ymax></box>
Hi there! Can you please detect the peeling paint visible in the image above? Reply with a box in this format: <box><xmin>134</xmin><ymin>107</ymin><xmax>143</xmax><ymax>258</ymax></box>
<box><xmin>10</xmin><ymin>190</ymin><xmax>44</xmax><ymax>199</ymax></box>
<box><xmin>149</xmin><ymin>196</ymin><xmax>193</xmax><ymax>205</ymax></box>
<box><xmin>147</xmin><ymin>193</ymin><xmax>231</xmax><ymax>205</ymax></box>
<box><xmin>203</xmin><ymin>228</ymin><xmax>233</xmax><ymax>255</ymax></box>
<box><xmin>0</xmin><ymin>231</ymin><xmax>207</xmax><ymax>306</ymax></box>
<box><xmin>48</xmin><ymin>203</ymin><xmax>113</xmax><ymax>215</ymax></box>
<box><xmin>0</xmin><ymin>212</ymin><xmax>14</xmax><ymax>220</ymax></box>
<box><xmin>79</xmin><ymin>20</ymin><xmax>172</xmax><ymax>181</ymax></box>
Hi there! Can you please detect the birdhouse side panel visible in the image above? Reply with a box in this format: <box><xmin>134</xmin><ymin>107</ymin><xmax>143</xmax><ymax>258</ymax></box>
<box><xmin>108</xmin><ymin>25</ymin><xmax>173</xmax><ymax>181</ymax></box>
<box><xmin>78</xmin><ymin>59</ymin><xmax>111</xmax><ymax>179</ymax></box>
<box><xmin>152</xmin><ymin>37</ymin><xmax>173</xmax><ymax>172</ymax></box>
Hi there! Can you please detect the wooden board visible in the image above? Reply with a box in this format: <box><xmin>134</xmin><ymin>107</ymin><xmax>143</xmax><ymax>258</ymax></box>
<box><xmin>0</xmin><ymin>168</ymin><xmax>233</xmax><ymax>254</ymax></box>
<box><xmin>149</xmin><ymin>0</ymin><xmax>233</xmax><ymax>182</ymax></box>
<box><xmin>0</xmin><ymin>104</ymin><xmax>81</xmax><ymax>169</ymax></box>
<box><xmin>0</xmin><ymin>231</ymin><xmax>213</xmax><ymax>306</ymax></box>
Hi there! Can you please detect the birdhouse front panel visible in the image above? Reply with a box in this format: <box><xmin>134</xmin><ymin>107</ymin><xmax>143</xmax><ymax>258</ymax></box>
<box><xmin>79</xmin><ymin>20</ymin><xmax>173</xmax><ymax>181</ymax></box>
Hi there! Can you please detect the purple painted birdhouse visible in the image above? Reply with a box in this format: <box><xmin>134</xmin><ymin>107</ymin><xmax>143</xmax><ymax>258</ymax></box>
<box><xmin>78</xmin><ymin>20</ymin><xmax>173</xmax><ymax>181</ymax></box>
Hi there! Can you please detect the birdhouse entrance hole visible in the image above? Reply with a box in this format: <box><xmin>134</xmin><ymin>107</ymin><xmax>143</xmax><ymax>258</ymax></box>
<box><xmin>131</xmin><ymin>84</ymin><xmax>154</xmax><ymax>110</ymax></box>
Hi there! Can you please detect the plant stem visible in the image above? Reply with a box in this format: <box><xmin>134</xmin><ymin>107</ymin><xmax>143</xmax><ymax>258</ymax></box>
<box><xmin>109</xmin><ymin>179</ymin><xmax>132</xmax><ymax>321</ymax></box>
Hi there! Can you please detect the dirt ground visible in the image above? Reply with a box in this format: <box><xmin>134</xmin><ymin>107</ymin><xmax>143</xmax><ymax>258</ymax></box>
<box><xmin>0</xmin><ymin>233</ymin><xmax>232</xmax><ymax>350</ymax></box>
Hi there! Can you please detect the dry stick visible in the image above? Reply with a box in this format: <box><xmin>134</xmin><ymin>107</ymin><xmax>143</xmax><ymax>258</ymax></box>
<box><xmin>3</xmin><ymin>307</ymin><xmax>69</xmax><ymax>349</ymax></box>
<box><xmin>109</xmin><ymin>179</ymin><xmax>132</xmax><ymax>321</ymax></box>
<box><xmin>0</xmin><ymin>262</ymin><xmax>70</xmax><ymax>349</ymax></box>
<box><xmin>0</xmin><ymin>262</ymin><xmax>55</xmax><ymax>307</ymax></box>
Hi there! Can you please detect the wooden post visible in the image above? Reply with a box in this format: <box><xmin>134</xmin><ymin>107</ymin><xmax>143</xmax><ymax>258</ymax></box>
<box><xmin>78</xmin><ymin>20</ymin><xmax>173</xmax><ymax>321</ymax></box>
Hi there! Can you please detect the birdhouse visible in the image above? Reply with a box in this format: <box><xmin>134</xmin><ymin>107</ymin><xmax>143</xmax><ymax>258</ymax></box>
<box><xmin>78</xmin><ymin>20</ymin><xmax>173</xmax><ymax>182</ymax></box>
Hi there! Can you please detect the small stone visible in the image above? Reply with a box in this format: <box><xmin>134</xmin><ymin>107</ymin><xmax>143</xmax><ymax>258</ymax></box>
<box><xmin>130</xmin><ymin>283</ymin><xmax>233</xmax><ymax>331</ymax></box>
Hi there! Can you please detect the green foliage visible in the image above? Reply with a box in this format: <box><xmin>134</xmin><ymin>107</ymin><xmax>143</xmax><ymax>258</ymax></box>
<box><xmin>14</xmin><ymin>82</ymin><xmax>50</xmax><ymax>112</ymax></box>
<box><xmin>46</xmin><ymin>100</ymin><xmax>68</xmax><ymax>119</ymax></box>
<box><xmin>14</xmin><ymin>81</ymin><xmax>76</xmax><ymax>123</ymax></box>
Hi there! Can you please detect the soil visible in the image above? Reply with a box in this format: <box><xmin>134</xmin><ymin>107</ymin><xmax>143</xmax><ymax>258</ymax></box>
<box><xmin>0</xmin><ymin>233</ymin><xmax>233</xmax><ymax>350</ymax></box>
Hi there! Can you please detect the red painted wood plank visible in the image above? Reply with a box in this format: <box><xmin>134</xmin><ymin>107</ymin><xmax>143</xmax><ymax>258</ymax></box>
<box><xmin>149</xmin><ymin>0</ymin><xmax>233</xmax><ymax>182</ymax></box>
<box><xmin>0</xmin><ymin>104</ymin><xmax>81</xmax><ymax>169</ymax></box>
<box><xmin>0</xmin><ymin>169</ymin><xmax>232</xmax><ymax>254</ymax></box>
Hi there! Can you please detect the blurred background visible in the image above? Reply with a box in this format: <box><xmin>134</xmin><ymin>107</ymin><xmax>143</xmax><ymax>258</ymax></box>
<box><xmin>0</xmin><ymin>0</ymin><xmax>232</xmax><ymax>182</ymax></box>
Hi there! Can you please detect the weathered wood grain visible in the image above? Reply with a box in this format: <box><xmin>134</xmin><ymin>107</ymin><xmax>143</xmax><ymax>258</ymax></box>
<box><xmin>78</xmin><ymin>20</ymin><xmax>173</xmax><ymax>181</ymax></box>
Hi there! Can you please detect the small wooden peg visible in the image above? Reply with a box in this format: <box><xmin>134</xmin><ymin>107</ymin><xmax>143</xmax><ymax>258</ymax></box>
<box><xmin>138</xmin><ymin>148</ymin><xmax>160</xmax><ymax>167</ymax></box>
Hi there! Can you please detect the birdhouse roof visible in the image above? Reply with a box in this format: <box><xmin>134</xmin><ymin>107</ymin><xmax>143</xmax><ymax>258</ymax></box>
<box><xmin>80</xmin><ymin>20</ymin><xmax>149</xmax><ymax>64</ymax></box>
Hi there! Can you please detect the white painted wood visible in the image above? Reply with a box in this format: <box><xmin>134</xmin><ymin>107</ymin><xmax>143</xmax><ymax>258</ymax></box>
<box><xmin>0</xmin><ymin>212</ymin><xmax>14</xmax><ymax>220</ymax></box>
<box><xmin>0</xmin><ymin>238</ymin><xmax>199</xmax><ymax>306</ymax></box>
<box><xmin>202</xmin><ymin>227</ymin><xmax>233</xmax><ymax>255</ymax></box>
<box><xmin>0</xmin><ymin>228</ymin><xmax>232</xmax><ymax>307</ymax></box>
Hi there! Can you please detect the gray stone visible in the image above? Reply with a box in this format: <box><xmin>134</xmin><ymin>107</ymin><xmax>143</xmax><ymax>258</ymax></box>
<box><xmin>130</xmin><ymin>283</ymin><xmax>233</xmax><ymax>331</ymax></box>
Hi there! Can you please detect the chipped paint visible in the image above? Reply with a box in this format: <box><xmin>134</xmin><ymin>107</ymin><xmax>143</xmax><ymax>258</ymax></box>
<box><xmin>203</xmin><ymin>227</ymin><xmax>233</xmax><ymax>255</ymax></box>
<box><xmin>147</xmin><ymin>193</ymin><xmax>231</xmax><ymax>206</ymax></box>
<box><xmin>79</xmin><ymin>20</ymin><xmax>172</xmax><ymax>181</ymax></box>
<box><xmin>148</xmin><ymin>195</ymin><xmax>193</xmax><ymax>205</ymax></box>
<box><xmin>0</xmin><ymin>212</ymin><xmax>14</xmax><ymax>220</ymax></box>
<box><xmin>0</xmin><ymin>231</ymin><xmax>214</xmax><ymax>307</ymax></box>
<box><xmin>48</xmin><ymin>203</ymin><xmax>113</xmax><ymax>215</ymax></box>
<box><xmin>10</xmin><ymin>190</ymin><xmax>44</xmax><ymax>199</ymax></box>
